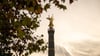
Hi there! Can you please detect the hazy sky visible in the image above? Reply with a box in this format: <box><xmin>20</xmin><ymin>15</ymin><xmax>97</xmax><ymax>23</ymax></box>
<box><xmin>31</xmin><ymin>0</ymin><xmax>100</xmax><ymax>56</ymax></box>
<box><xmin>36</xmin><ymin>0</ymin><xmax>100</xmax><ymax>43</ymax></box>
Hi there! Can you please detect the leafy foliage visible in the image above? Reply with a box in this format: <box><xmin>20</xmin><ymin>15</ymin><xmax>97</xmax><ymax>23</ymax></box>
<box><xmin>70</xmin><ymin>0</ymin><xmax>74</xmax><ymax>4</ymax></box>
<box><xmin>0</xmin><ymin>0</ymin><xmax>74</xmax><ymax>56</ymax></box>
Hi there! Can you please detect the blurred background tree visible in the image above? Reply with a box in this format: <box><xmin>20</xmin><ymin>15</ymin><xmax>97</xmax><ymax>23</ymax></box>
<box><xmin>0</xmin><ymin>0</ymin><xmax>74</xmax><ymax>56</ymax></box>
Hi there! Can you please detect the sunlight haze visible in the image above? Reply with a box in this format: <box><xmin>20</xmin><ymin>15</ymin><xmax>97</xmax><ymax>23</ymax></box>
<box><xmin>31</xmin><ymin>0</ymin><xmax>100</xmax><ymax>56</ymax></box>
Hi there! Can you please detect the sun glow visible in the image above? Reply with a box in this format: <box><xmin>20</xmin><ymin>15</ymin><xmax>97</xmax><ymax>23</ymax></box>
<box><xmin>66</xmin><ymin>32</ymin><xmax>92</xmax><ymax>42</ymax></box>
<box><xmin>54</xmin><ymin>18</ymin><xmax>92</xmax><ymax>43</ymax></box>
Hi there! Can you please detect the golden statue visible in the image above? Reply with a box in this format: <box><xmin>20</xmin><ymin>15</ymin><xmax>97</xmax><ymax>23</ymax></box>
<box><xmin>47</xmin><ymin>16</ymin><xmax>54</xmax><ymax>28</ymax></box>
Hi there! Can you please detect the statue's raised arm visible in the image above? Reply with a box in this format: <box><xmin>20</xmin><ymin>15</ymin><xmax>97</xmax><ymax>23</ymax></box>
<box><xmin>47</xmin><ymin>16</ymin><xmax>54</xmax><ymax>28</ymax></box>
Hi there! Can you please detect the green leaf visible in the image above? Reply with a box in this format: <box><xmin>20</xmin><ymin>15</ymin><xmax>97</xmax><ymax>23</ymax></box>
<box><xmin>49</xmin><ymin>0</ymin><xmax>53</xmax><ymax>2</ymax></box>
<box><xmin>36</xmin><ymin>39</ymin><xmax>44</xmax><ymax>45</ymax></box>
<box><xmin>17</xmin><ymin>27</ymin><xmax>25</xmax><ymax>38</ymax></box>
<box><xmin>34</xmin><ymin>5</ymin><xmax>43</xmax><ymax>14</ymax></box>
<box><xmin>27</xmin><ymin>7</ymin><xmax>34</xmax><ymax>12</ymax></box>
<box><xmin>58</xmin><ymin>4</ymin><xmax>67</xmax><ymax>10</ymax></box>
<box><xmin>44</xmin><ymin>4</ymin><xmax>50</xmax><ymax>11</ymax></box>
<box><xmin>13</xmin><ymin>21</ymin><xmax>21</xmax><ymax>28</ymax></box>
<box><xmin>70</xmin><ymin>0</ymin><xmax>74</xmax><ymax>4</ymax></box>
<box><xmin>22</xmin><ymin>17</ymin><xmax>31</xmax><ymax>26</ymax></box>
<box><xmin>61</xmin><ymin>0</ymin><xmax>65</xmax><ymax>3</ymax></box>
